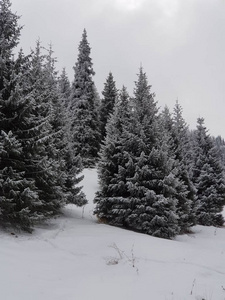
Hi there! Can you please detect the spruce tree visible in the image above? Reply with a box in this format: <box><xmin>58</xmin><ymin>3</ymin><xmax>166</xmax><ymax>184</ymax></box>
<box><xmin>171</xmin><ymin>101</ymin><xmax>197</xmax><ymax>232</ymax></box>
<box><xmin>132</xmin><ymin>67</ymin><xmax>158</xmax><ymax>148</ymax></box>
<box><xmin>122</xmin><ymin>127</ymin><xmax>180</xmax><ymax>239</ymax></box>
<box><xmin>0</xmin><ymin>0</ymin><xmax>21</xmax><ymax>80</ymax></box>
<box><xmin>45</xmin><ymin>46</ymin><xmax>86</xmax><ymax>207</ymax></box>
<box><xmin>160</xmin><ymin>106</ymin><xmax>173</xmax><ymax>134</ymax></box>
<box><xmin>99</xmin><ymin>72</ymin><xmax>118</xmax><ymax>138</ymax></box>
<box><xmin>124</xmin><ymin>69</ymin><xmax>180</xmax><ymax>238</ymax></box>
<box><xmin>0</xmin><ymin>130</ymin><xmax>39</xmax><ymax>231</ymax></box>
<box><xmin>94</xmin><ymin>86</ymin><xmax>133</xmax><ymax>224</ymax></box>
<box><xmin>0</xmin><ymin>0</ymin><xmax>40</xmax><ymax>230</ymax></box>
<box><xmin>58</xmin><ymin>67</ymin><xmax>71</xmax><ymax>108</ymax></box>
<box><xmin>214</xmin><ymin>136</ymin><xmax>225</xmax><ymax>169</ymax></box>
<box><xmin>0</xmin><ymin>0</ymin><xmax>22</xmax><ymax>120</ymax></box>
<box><xmin>0</xmin><ymin>50</ymin><xmax>41</xmax><ymax>231</ymax></box>
<box><xmin>95</xmin><ymin>69</ymin><xmax>180</xmax><ymax>239</ymax></box>
<box><xmin>70</xmin><ymin>29</ymin><xmax>101</xmax><ymax>167</ymax></box>
<box><xmin>193</xmin><ymin>118</ymin><xmax>225</xmax><ymax>226</ymax></box>
<box><xmin>17</xmin><ymin>41</ymin><xmax>65</xmax><ymax>218</ymax></box>
<box><xmin>0</xmin><ymin>2</ymin><xmax>86</xmax><ymax>230</ymax></box>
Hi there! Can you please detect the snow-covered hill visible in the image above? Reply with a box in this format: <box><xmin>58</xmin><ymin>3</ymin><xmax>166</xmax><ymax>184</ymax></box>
<box><xmin>1</xmin><ymin>169</ymin><xmax>225</xmax><ymax>300</ymax></box>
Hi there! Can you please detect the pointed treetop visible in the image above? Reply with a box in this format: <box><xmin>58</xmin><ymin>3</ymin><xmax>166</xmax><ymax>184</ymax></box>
<box><xmin>102</xmin><ymin>71</ymin><xmax>117</xmax><ymax>97</ymax></box>
<box><xmin>196</xmin><ymin>117</ymin><xmax>209</xmax><ymax>138</ymax></box>
<box><xmin>173</xmin><ymin>100</ymin><xmax>189</xmax><ymax>133</ymax></box>
<box><xmin>133</xmin><ymin>66</ymin><xmax>158</xmax><ymax>124</ymax></box>
<box><xmin>134</xmin><ymin>66</ymin><xmax>155</xmax><ymax>100</ymax></box>
<box><xmin>197</xmin><ymin>117</ymin><xmax>205</xmax><ymax>127</ymax></box>
<box><xmin>83</xmin><ymin>28</ymin><xmax>87</xmax><ymax>37</ymax></box>
<box><xmin>160</xmin><ymin>105</ymin><xmax>173</xmax><ymax>132</ymax></box>
<box><xmin>74</xmin><ymin>28</ymin><xmax>95</xmax><ymax>78</ymax></box>
<box><xmin>0</xmin><ymin>0</ymin><xmax>22</xmax><ymax>58</ymax></box>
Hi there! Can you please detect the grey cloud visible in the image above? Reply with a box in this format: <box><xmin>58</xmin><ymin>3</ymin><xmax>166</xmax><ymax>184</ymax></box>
<box><xmin>12</xmin><ymin>0</ymin><xmax>225</xmax><ymax>137</ymax></box>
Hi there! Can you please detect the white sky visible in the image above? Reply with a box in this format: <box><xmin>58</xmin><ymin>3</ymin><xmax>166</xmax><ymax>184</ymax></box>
<box><xmin>12</xmin><ymin>0</ymin><xmax>225</xmax><ymax>137</ymax></box>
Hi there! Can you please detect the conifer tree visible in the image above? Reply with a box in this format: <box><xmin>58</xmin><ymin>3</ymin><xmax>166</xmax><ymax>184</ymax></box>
<box><xmin>94</xmin><ymin>86</ymin><xmax>133</xmax><ymax>224</ymax></box>
<box><xmin>0</xmin><ymin>49</ymin><xmax>40</xmax><ymax>231</ymax></box>
<box><xmin>0</xmin><ymin>130</ymin><xmax>39</xmax><ymax>231</ymax></box>
<box><xmin>124</xmin><ymin>68</ymin><xmax>180</xmax><ymax>238</ymax></box>
<box><xmin>0</xmin><ymin>0</ymin><xmax>22</xmax><ymax>118</ymax></box>
<box><xmin>160</xmin><ymin>106</ymin><xmax>173</xmax><ymax>134</ymax></box>
<box><xmin>99</xmin><ymin>72</ymin><xmax>118</xmax><ymax>138</ymax></box>
<box><xmin>18</xmin><ymin>41</ymin><xmax>65</xmax><ymax>217</ymax></box>
<box><xmin>214</xmin><ymin>136</ymin><xmax>225</xmax><ymax>169</ymax></box>
<box><xmin>57</xmin><ymin>67</ymin><xmax>75</xmax><ymax>192</ymax></box>
<box><xmin>0</xmin><ymin>2</ymin><xmax>86</xmax><ymax>230</ymax></box>
<box><xmin>171</xmin><ymin>101</ymin><xmax>197</xmax><ymax>232</ymax></box>
<box><xmin>95</xmin><ymin>69</ymin><xmax>180</xmax><ymax>239</ymax></box>
<box><xmin>0</xmin><ymin>1</ymin><xmax>41</xmax><ymax>230</ymax></box>
<box><xmin>70</xmin><ymin>29</ymin><xmax>101</xmax><ymax>167</ymax></box>
<box><xmin>193</xmin><ymin>118</ymin><xmax>225</xmax><ymax>226</ymax></box>
<box><xmin>132</xmin><ymin>67</ymin><xmax>158</xmax><ymax>148</ymax></box>
<box><xmin>58</xmin><ymin>67</ymin><xmax>71</xmax><ymax>108</ymax></box>
<box><xmin>0</xmin><ymin>0</ymin><xmax>21</xmax><ymax>82</ymax></box>
<box><xmin>45</xmin><ymin>46</ymin><xmax>86</xmax><ymax>207</ymax></box>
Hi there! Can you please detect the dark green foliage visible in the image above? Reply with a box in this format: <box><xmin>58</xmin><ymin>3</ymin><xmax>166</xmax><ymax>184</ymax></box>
<box><xmin>58</xmin><ymin>68</ymin><xmax>71</xmax><ymax>108</ymax></box>
<box><xmin>132</xmin><ymin>67</ymin><xmax>158</xmax><ymax>149</ymax></box>
<box><xmin>1</xmin><ymin>1</ymin><xmax>224</xmax><ymax>235</ymax></box>
<box><xmin>0</xmin><ymin>131</ymin><xmax>39</xmax><ymax>231</ymax></box>
<box><xmin>171</xmin><ymin>101</ymin><xmax>197</xmax><ymax>232</ymax></box>
<box><xmin>127</xmin><ymin>69</ymin><xmax>180</xmax><ymax>238</ymax></box>
<box><xmin>95</xmin><ymin>70</ymin><xmax>180</xmax><ymax>239</ymax></box>
<box><xmin>19</xmin><ymin>42</ymin><xmax>63</xmax><ymax>214</ymax></box>
<box><xmin>70</xmin><ymin>29</ymin><xmax>101</xmax><ymax>167</ymax></box>
<box><xmin>0</xmin><ymin>0</ymin><xmax>21</xmax><ymax>77</ymax></box>
<box><xmin>0</xmin><ymin>1</ymin><xmax>87</xmax><ymax>230</ymax></box>
<box><xmin>94</xmin><ymin>86</ymin><xmax>134</xmax><ymax>226</ymax></box>
<box><xmin>99</xmin><ymin>72</ymin><xmax>118</xmax><ymax>138</ymax></box>
<box><xmin>193</xmin><ymin>118</ymin><xmax>225</xmax><ymax>226</ymax></box>
<box><xmin>213</xmin><ymin>136</ymin><xmax>225</xmax><ymax>168</ymax></box>
<box><xmin>0</xmin><ymin>0</ymin><xmax>40</xmax><ymax>230</ymax></box>
<box><xmin>45</xmin><ymin>46</ymin><xmax>87</xmax><ymax>208</ymax></box>
<box><xmin>124</xmin><ymin>143</ymin><xmax>180</xmax><ymax>239</ymax></box>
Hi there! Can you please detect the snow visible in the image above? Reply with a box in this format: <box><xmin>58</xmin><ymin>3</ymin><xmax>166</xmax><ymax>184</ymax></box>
<box><xmin>1</xmin><ymin>168</ymin><xmax>225</xmax><ymax>300</ymax></box>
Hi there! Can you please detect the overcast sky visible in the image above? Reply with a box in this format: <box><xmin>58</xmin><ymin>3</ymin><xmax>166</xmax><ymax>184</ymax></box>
<box><xmin>12</xmin><ymin>0</ymin><xmax>225</xmax><ymax>137</ymax></box>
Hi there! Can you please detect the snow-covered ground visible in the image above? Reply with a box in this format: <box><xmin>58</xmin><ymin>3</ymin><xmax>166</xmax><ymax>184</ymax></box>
<box><xmin>1</xmin><ymin>169</ymin><xmax>225</xmax><ymax>300</ymax></box>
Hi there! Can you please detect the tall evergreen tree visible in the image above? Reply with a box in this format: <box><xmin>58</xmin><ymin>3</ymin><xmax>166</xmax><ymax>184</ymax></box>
<box><xmin>132</xmin><ymin>67</ymin><xmax>158</xmax><ymax>148</ymax></box>
<box><xmin>45</xmin><ymin>45</ymin><xmax>86</xmax><ymax>207</ymax></box>
<box><xmin>192</xmin><ymin>118</ymin><xmax>225</xmax><ymax>226</ymax></box>
<box><xmin>0</xmin><ymin>0</ymin><xmax>21</xmax><ymax>86</ymax></box>
<box><xmin>94</xmin><ymin>86</ymin><xmax>134</xmax><ymax>225</ymax></box>
<box><xmin>171</xmin><ymin>101</ymin><xmax>197</xmax><ymax>232</ymax></box>
<box><xmin>125</xmin><ymin>68</ymin><xmax>179</xmax><ymax>238</ymax></box>
<box><xmin>58</xmin><ymin>67</ymin><xmax>71</xmax><ymax>109</ymax></box>
<box><xmin>99</xmin><ymin>72</ymin><xmax>118</xmax><ymax>138</ymax></box>
<box><xmin>70</xmin><ymin>29</ymin><xmax>101</xmax><ymax>167</ymax></box>
<box><xmin>17</xmin><ymin>41</ymin><xmax>65</xmax><ymax>218</ymax></box>
<box><xmin>0</xmin><ymin>130</ymin><xmax>39</xmax><ymax>231</ymax></box>
<box><xmin>0</xmin><ymin>2</ymin><xmax>86</xmax><ymax>231</ymax></box>
<box><xmin>0</xmin><ymin>0</ymin><xmax>22</xmax><ymax>116</ymax></box>
<box><xmin>95</xmin><ymin>69</ymin><xmax>180</xmax><ymax>239</ymax></box>
<box><xmin>0</xmin><ymin>1</ymin><xmax>41</xmax><ymax>230</ymax></box>
<box><xmin>160</xmin><ymin>106</ymin><xmax>173</xmax><ymax>134</ymax></box>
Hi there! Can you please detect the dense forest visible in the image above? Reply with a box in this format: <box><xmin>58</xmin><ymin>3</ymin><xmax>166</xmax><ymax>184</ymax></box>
<box><xmin>0</xmin><ymin>0</ymin><xmax>225</xmax><ymax>237</ymax></box>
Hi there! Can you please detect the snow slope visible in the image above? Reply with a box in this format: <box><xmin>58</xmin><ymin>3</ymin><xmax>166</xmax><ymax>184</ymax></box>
<box><xmin>1</xmin><ymin>169</ymin><xmax>225</xmax><ymax>300</ymax></box>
